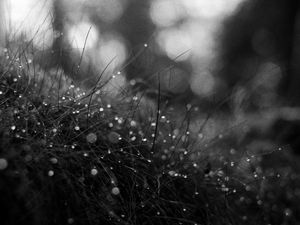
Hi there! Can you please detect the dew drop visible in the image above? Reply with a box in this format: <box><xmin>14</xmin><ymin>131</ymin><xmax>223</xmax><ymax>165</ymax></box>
<box><xmin>91</xmin><ymin>168</ymin><xmax>98</xmax><ymax>176</ymax></box>
<box><xmin>108</xmin><ymin>131</ymin><xmax>120</xmax><ymax>144</ymax></box>
<box><xmin>111</xmin><ymin>187</ymin><xmax>120</xmax><ymax>195</ymax></box>
<box><xmin>0</xmin><ymin>158</ymin><xmax>8</xmax><ymax>170</ymax></box>
<box><xmin>284</xmin><ymin>208</ymin><xmax>292</xmax><ymax>217</ymax></box>
<box><xmin>86</xmin><ymin>133</ymin><xmax>97</xmax><ymax>143</ymax></box>
<box><xmin>48</xmin><ymin>170</ymin><xmax>54</xmax><ymax>177</ymax></box>
<box><xmin>130</xmin><ymin>79</ymin><xmax>136</xmax><ymax>86</ymax></box>
<box><xmin>198</xmin><ymin>133</ymin><xmax>204</xmax><ymax>139</ymax></box>
<box><xmin>130</xmin><ymin>120</ymin><xmax>137</xmax><ymax>127</ymax></box>
<box><xmin>50</xmin><ymin>158</ymin><xmax>58</xmax><ymax>164</ymax></box>
<box><xmin>131</xmin><ymin>136</ymin><xmax>136</xmax><ymax>141</ymax></box>
<box><xmin>67</xmin><ymin>218</ymin><xmax>74</xmax><ymax>224</ymax></box>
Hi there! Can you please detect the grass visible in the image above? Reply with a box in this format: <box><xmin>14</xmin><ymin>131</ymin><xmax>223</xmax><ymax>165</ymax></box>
<box><xmin>0</xmin><ymin>39</ymin><xmax>300</xmax><ymax>225</ymax></box>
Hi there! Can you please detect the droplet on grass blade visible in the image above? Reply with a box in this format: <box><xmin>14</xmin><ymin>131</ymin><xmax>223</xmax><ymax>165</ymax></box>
<box><xmin>130</xmin><ymin>120</ymin><xmax>137</xmax><ymax>127</ymax></box>
<box><xmin>86</xmin><ymin>133</ymin><xmax>97</xmax><ymax>143</ymax></box>
<box><xmin>50</xmin><ymin>157</ymin><xmax>58</xmax><ymax>164</ymax></box>
<box><xmin>111</xmin><ymin>187</ymin><xmax>120</xmax><ymax>195</ymax></box>
<box><xmin>284</xmin><ymin>208</ymin><xmax>292</xmax><ymax>217</ymax></box>
<box><xmin>91</xmin><ymin>168</ymin><xmax>98</xmax><ymax>176</ymax></box>
<box><xmin>108</xmin><ymin>131</ymin><xmax>120</xmax><ymax>144</ymax></box>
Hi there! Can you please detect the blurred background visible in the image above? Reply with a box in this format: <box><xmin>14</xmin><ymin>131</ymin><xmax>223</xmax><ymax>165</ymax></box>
<box><xmin>0</xmin><ymin>0</ymin><xmax>249</xmax><ymax>99</ymax></box>
<box><xmin>1</xmin><ymin>0</ymin><xmax>300</xmax><ymax>151</ymax></box>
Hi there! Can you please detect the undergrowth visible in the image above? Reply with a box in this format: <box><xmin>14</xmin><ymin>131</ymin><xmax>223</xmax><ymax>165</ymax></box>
<box><xmin>0</xmin><ymin>40</ymin><xmax>300</xmax><ymax>225</ymax></box>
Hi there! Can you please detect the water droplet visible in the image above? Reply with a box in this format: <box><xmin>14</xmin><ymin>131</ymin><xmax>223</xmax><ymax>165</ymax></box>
<box><xmin>222</xmin><ymin>187</ymin><xmax>229</xmax><ymax>192</ymax></box>
<box><xmin>0</xmin><ymin>158</ymin><xmax>8</xmax><ymax>170</ymax></box>
<box><xmin>131</xmin><ymin>136</ymin><xmax>136</xmax><ymax>141</ymax></box>
<box><xmin>91</xmin><ymin>168</ymin><xmax>98</xmax><ymax>176</ymax></box>
<box><xmin>257</xmin><ymin>200</ymin><xmax>263</xmax><ymax>205</ymax></box>
<box><xmin>67</xmin><ymin>218</ymin><xmax>74</xmax><ymax>224</ymax></box>
<box><xmin>186</xmin><ymin>104</ymin><xmax>192</xmax><ymax>110</ymax></box>
<box><xmin>284</xmin><ymin>208</ymin><xmax>292</xmax><ymax>216</ymax></box>
<box><xmin>48</xmin><ymin>170</ymin><xmax>54</xmax><ymax>176</ymax></box>
<box><xmin>111</xmin><ymin>187</ymin><xmax>120</xmax><ymax>195</ymax></box>
<box><xmin>50</xmin><ymin>158</ymin><xmax>58</xmax><ymax>164</ymax></box>
<box><xmin>108</xmin><ymin>131</ymin><xmax>120</xmax><ymax>144</ymax></box>
<box><xmin>168</xmin><ymin>171</ymin><xmax>176</xmax><ymax>176</ymax></box>
<box><xmin>130</xmin><ymin>79</ymin><xmax>136</xmax><ymax>86</ymax></box>
<box><xmin>24</xmin><ymin>155</ymin><xmax>32</xmax><ymax>162</ymax></box>
<box><xmin>86</xmin><ymin>133</ymin><xmax>97</xmax><ymax>143</ymax></box>
<box><xmin>130</xmin><ymin>120</ymin><xmax>137</xmax><ymax>127</ymax></box>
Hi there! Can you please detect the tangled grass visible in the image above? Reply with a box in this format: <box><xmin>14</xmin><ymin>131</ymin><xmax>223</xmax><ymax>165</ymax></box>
<box><xmin>0</xmin><ymin>40</ymin><xmax>300</xmax><ymax>225</ymax></box>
